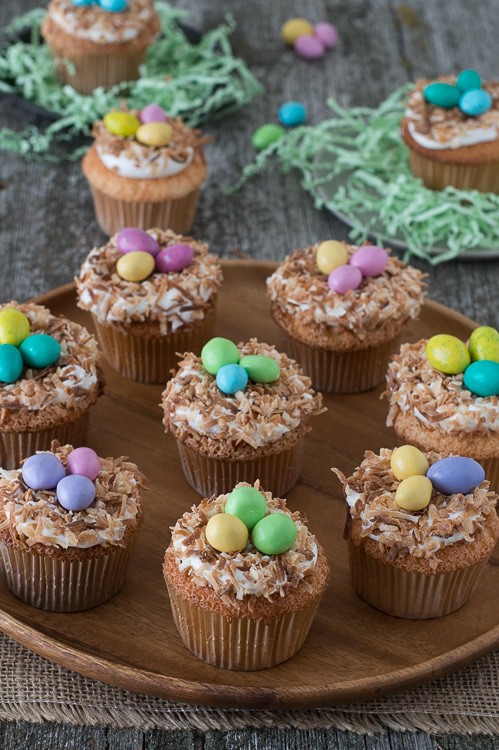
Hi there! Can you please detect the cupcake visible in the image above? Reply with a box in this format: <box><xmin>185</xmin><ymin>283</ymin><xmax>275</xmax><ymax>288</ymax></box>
<box><xmin>385</xmin><ymin>327</ymin><xmax>499</xmax><ymax>491</ymax></box>
<box><xmin>82</xmin><ymin>104</ymin><xmax>209</xmax><ymax>236</ymax></box>
<box><xmin>76</xmin><ymin>227</ymin><xmax>222</xmax><ymax>383</ymax></box>
<box><xmin>333</xmin><ymin>447</ymin><xmax>498</xmax><ymax>619</ymax></box>
<box><xmin>267</xmin><ymin>240</ymin><xmax>426</xmax><ymax>393</ymax></box>
<box><xmin>0</xmin><ymin>442</ymin><xmax>146</xmax><ymax>611</ymax></box>
<box><xmin>161</xmin><ymin>337</ymin><xmax>324</xmax><ymax>497</ymax></box>
<box><xmin>163</xmin><ymin>481</ymin><xmax>330</xmax><ymax>669</ymax></box>
<box><xmin>401</xmin><ymin>70</ymin><xmax>499</xmax><ymax>193</ymax></box>
<box><xmin>0</xmin><ymin>302</ymin><xmax>104</xmax><ymax>470</ymax></box>
<box><xmin>41</xmin><ymin>0</ymin><xmax>160</xmax><ymax>95</ymax></box>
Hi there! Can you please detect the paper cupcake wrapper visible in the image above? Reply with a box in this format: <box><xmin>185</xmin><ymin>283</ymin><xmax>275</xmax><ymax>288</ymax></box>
<box><xmin>408</xmin><ymin>150</ymin><xmax>499</xmax><ymax>193</ymax></box>
<box><xmin>480</xmin><ymin>457</ymin><xmax>499</xmax><ymax>495</ymax></box>
<box><xmin>53</xmin><ymin>49</ymin><xmax>147</xmax><ymax>95</ymax></box>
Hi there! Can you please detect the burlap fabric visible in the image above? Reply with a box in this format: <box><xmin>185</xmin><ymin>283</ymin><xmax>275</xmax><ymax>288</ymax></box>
<box><xmin>0</xmin><ymin>633</ymin><xmax>497</xmax><ymax>734</ymax></box>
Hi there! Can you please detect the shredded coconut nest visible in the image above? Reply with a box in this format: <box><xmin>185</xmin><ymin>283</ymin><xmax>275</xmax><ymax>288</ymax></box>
<box><xmin>47</xmin><ymin>0</ymin><xmax>157</xmax><ymax>43</ymax></box>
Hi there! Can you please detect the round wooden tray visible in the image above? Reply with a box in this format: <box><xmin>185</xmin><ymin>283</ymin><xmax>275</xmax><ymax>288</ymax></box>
<box><xmin>0</xmin><ymin>260</ymin><xmax>497</xmax><ymax>709</ymax></box>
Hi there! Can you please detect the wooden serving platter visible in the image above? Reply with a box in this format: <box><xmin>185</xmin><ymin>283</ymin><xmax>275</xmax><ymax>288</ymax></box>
<box><xmin>0</xmin><ymin>260</ymin><xmax>497</xmax><ymax>709</ymax></box>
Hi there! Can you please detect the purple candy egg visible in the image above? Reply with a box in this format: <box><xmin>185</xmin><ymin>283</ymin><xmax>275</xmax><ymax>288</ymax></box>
<box><xmin>314</xmin><ymin>22</ymin><xmax>338</xmax><ymax>49</ymax></box>
<box><xmin>294</xmin><ymin>35</ymin><xmax>326</xmax><ymax>60</ymax></box>
<box><xmin>22</xmin><ymin>453</ymin><xmax>66</xmax><ymax>491</ymax></box>
<box><xmin>155</xmin><ymin>244</ymin><xmax>194</xmax><ymax>273</ymax></box>
<box><xmin>328</xmin><ymin>264</ymin><xmax>362</xmax><ymax>294</ymax></box>
<box><xmin>57</xmin><ymin>474</ymin><xmax>96</xmax><ymax>512</ymax></box>
<box><xmin>116</xmin><ymin>228</ymin><xmax>160</xmax><ymax>257</ymax></box>
<box><xmin>67</xmin><ymin>447</ymin><xmax>100</xmax><ymax>482</ymax></box>
<box><xmin>350</xmin><ymin>245</ymin><xmax>388</xmax><ymax>277</ymax></box>
<box><xmin>139</xmin><ymin>104</ymin><xmax>168</xmax><ymax>124</ymax></box>
<box><xmin>427</xmin><ymin>456</ymin><xmax>485</xmax><ymax>496</ymax></box>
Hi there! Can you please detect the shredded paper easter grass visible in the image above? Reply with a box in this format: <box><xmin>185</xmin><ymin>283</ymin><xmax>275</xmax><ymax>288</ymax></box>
<box><xmin>0</xmin><ymin>3</ymin><xmax>262</xmax><ymax>160</ymax></box>
<box><xmin>233</xmin><ymin>87</ymin><xmax>499</xmax><ymax>264</ymax></box>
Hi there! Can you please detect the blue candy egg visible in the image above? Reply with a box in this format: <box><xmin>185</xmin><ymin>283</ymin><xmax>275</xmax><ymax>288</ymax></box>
<box><xmin>19</xmin><ymin>334</ymin><xmax>60</xmax><ymax>369</ymax></box>
<box><xmin>72</xmin><ymin>0</ymin><xmax>95</xmax><ymax>6</ymax></box>
<box><xmin>57</xmin><ymin>474</ymin><xmax>96</xmax><ymax>512</ymax></box>
<box><xmin>0</xmin><ymin>344</ymin><xmax>23</xmax><ymax>383</ymax></box>
<box><xmin>22</xmin><ymin>453</ymin><xmax>66</xmax><ymax>491</ymax></box>
<box><xmin>216</xmin><ymin>364</ymin><xmax>249</xmax><ymax>395</ymax></box>
<box><xmin>459</xmin><ymin>88</ymin><xmax>492</xmax><ymax>117</ymax></box>
<box><xmin>427</xmin><ymin>456</ymin><xmax>485</xmax><ymax>496</ymax></box>
<box><xmin>278</xmin><ymin>101</ymin><xmax>307</xmax><ymax>128</ymax></box>
<box><xmin>456</xmin><ymin>69</ymin><xmax>481</xmax><ymax>93</ymax></box>
<box><xmin>98</xmin><ymin>0</ymin><xmax>128</xmax><ymax>11</ymax></box>
<box><xmin>463</xmin><ymin>360</ymin><xmax>499</xmax><ymax>397</ymax></box>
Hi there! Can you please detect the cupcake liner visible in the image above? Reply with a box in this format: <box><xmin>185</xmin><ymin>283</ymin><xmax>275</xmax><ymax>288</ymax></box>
<box><xmin>53</xmin><ymin>49</ymin><xmax>147</xmax><ymax>95</ymax></box>
<box><xmin>480</xmin><ymin>457</ymin><xmax>499</xmax><ymax>494</ymax></box>
<box><xmin>408</xmin><ymin>150</ymin><xmax>499</xmax><ymax>193</ymax></box>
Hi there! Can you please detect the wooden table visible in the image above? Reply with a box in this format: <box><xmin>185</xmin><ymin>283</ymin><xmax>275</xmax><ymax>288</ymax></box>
<box><xmin>0</xmin><ymin>0</ymin><xmax>498</xmax><ymax>747</ymax></box>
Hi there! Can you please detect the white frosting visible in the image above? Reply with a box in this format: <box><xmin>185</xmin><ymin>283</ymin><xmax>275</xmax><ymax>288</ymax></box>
<box><xmin>49</xmin><ymin>2</ymin><xmax>154</xmax><ymax>44</ymax></box>
<box><xmin>407</xmin><ymin>120</ymin><xmax>498</xmax><ymax>150</ymax></box>
<box><xmin>96</xmin><ymin>143</ymin><xmax>194</xmax><ymax>179</ymax></box>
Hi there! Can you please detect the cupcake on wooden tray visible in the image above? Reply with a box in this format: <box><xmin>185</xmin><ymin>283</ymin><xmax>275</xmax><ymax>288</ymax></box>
<box><xmin>333</xmin><ymin>446</ymin><xmax>498</xmax><ymax>619</ymax></box>
<box><xmin>161</xmin><ymin>337</ymin><xmax>324</xmax><ymax>497</ymax></box>
<box><xmin>0</xmin><ymin>442</ymin><xmax>146</xmax><ymax>611</ymax></box>
<box><xmin>267</xmin><ymin>240</ymin><xmax>426</xmax><ymax>393</ymax></box>
<box><xmin>82</xmin><ymin>103</ymin><xmax>209</xmax><ymax>235</ymax></box>
<box><xmin>163</xmin><ymin>481</ymin><xmax>330</xmax><ymax>670</ymax></box>
<box><xmin>76</xmin><ymin>227</ymin><xmax>222</xmax><ymax>383</ymax></box>
<box><xmin>0</xmin><ymin>302</ymin><xmax>104</xmax><ymax>470</ymax></box>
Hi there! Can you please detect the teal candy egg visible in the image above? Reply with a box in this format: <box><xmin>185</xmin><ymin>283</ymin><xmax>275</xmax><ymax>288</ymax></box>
<box><xmin>456</xmin><ymin>69</ymin><xmax>481</xmax><ymax>93</ymax></box>
<box><xmin>19</xmin><ymin>334</ymin><xmax>61</xmax><ymax>369</ymax></box>
<box><xmin>225</xmin><ymin>486</ymin><xmax>267</xmax><ymax>531</ymax></box>
<box><xmin>216</xmin><ymin>364</ymin><xmax>248</xmax><ymax>395</ymax></box>
<box><xmin>278</xmin><ymin>101</ymin><xmax>307</xmax><ymax>128</ymax></box>
<box><xmin>252</xmin><ymin>513</ymin><xmax>297</xmax><ymax>555</ymax></box>
<box><xmin>424</xmin><ymin>82</ymin><xmax>460</xmax><ymax>108</ymax></box>
<box><xmin>463</xmin><ymin>360</ymin><xmax>499</xmax><ymax>397</ymax></box>
<box><xmin>201</xmin><ymin>338</ymin><xmax>239</xmax><ymax>375</ymax></box>
<box><xmin>469</xmin><ymin>326</ymin><xmax>499</xmax><ymax>363</ymax></box>
<box><xmin>459</xmin><ymin>89</ymin><xmax>492</xmax><ymax>116</ymax></box>
<box><xmin>239</xmin><ymin>354</ymin><xmax>280</xmax><ymax>383</ymax></box>
<box><xmin>0</xmin><ymin>344</ymin><xmax>23</xmax><ymax>383</ymax></box>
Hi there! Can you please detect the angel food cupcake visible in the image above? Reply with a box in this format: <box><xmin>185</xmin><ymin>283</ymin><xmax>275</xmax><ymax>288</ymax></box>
<box><xmin>334</xmin><ymin>447</ymin><xmax>498</xmax><ymax>619</ymax></box>
<box><xmin>82</xmin><ymin>104</ymin><xmax>208</xmax><ymax>236</ymax></box>
<box><xmin>0</xmin><ymin>302</ymin><xmax>103</xmax><ymax>470</ymax></box>
<box><xmin>41</xmin><ymin>0</ymin><xmax>160</xmax><ymax>95</ymax></box>
<box><xmin>0</xmin><ymin>443</ymin><xmax>145</xmax><ymax>611</ymax></box>
<box><xmin>402</xmin><ymin>70</ymin><xmax>499</xmax><ymax>192</ymax></box>
<box><xmin>76</xmin><ymin>227</ymin><xmax>222</xmax><ymax>383</ymax></box>
<box><xmin>161</xmin><ymin>337</ymin><xmax>324</xmax><ymax>497</ymax></box>
<box><xmin>267</xmin><ymin>241</ymin><xmax>426</xmax><ymax>393</ymax></box>
<box><xmin>163</xmin><ymin>481</ymin><xmax>330</xmax><ymax>669</ymax></box>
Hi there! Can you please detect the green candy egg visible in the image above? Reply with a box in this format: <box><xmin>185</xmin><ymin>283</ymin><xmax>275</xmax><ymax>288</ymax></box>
<box><xmin>424</xmin><ymin>82</ymin><xmax>460</xmax><ymax>108</ymax></box>
<box><xmin>426</xmin><ymin>334</ymin><xmax>470</xmax><ymax>375</ymax></box>
<box><xmin>468</xmin><ymin>326</ymin><xmax>499</xmax><ymax>363</ymax></box>
<box><xmin>225</xmin><ymin>486</ymin><xmax>267</xmax><ymax>531</ymax></box>
<box><xmin>19</xmin><ymin>334</ymin><xmax>61</xmax><ymax>369</ymax></box>
<box><xmin>239</xmin><ymin>354</ymin><xmax>280</xmax><ymax>383</ymax></box>
<box><xmin>103</xmin><ymin>112</ymin><xmax>140</xmax><ymax>137</ymax></box>
<box><xmin>252</xmin><ymin>124</ymin><xmax>285</xmax><ymax>151</ymax></box>
<box><xmin>201</xmin><ymin>337</ymin><xmax>239</xmax><ymax>375</ymax></box>
<box><xmin>0</xmin><ymin>344</ymin><xmax>23</xmax><ymax>383</ymax></box>
<box><xmin>252</xmin><ymin>513</ymin><xmax>297</xmax><ymax>555</ymax></box>
<box><xmin>456</xmin><ymin>69</ymin><xmax>481</xmax><ymax>93</ymax></box>
<box><xmin>463</xmin><ymin>360</ymin><xmax>499</xmax><ymax>398</ymax></box>
<box><xmin>0</xmin><ymin>308</ymin><xmax>30</xmax><ymax>347</ymax></box>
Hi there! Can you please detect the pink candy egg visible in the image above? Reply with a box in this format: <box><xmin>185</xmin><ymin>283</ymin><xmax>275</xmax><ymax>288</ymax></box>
<box><xmin>139</xmin><ymin>104</ymin><xmax>168</xmax><ymax>124</ymax></box>
<box><xmin>67</xmin><ymin>447</ymin><xmax>100</xmax><ymax>482</ymax></box>
<box><xmin>328</xmin><ymin>264</ymin><xmax>362</xmax><ymax>294</ymax></box>
<box><xmin>155</xmin><ymin>244</ymin><xmax>194</xmax><ymax>273</ymax></box>
<box><xmin>350</xmin><ymin>245</ymin><xmax>388</xmax><ymax>277</ymax></box>
<box><xmin>116</xmin><ymin>228</ymin><xmax>160</xmax><ymax>257</ymax></box>
<box><xmin>314</xmin><ymin>22</ymin><xmax>338</xmax><ymax>49</ymax></box>
<box><xmin>294</xmin><ymin>35</ymin><xmax>326</xmax><ymax>60</ymax></box>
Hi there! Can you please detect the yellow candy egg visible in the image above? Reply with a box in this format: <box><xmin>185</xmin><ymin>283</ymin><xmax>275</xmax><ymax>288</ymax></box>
<box><xmin>391</xmin><ymin>445</ymin><xmax>429</xmax><ymax>481</ymax></box>
<box><xmin>205</xmin><ymin>513</ymin><xmax>249</xmax><ymax>553</ymax></box>
<box><xmin>281</xmin><ymin>17</ymin><xmax>314</xmax><ymax>45</ymax></box>
<box><xmin>0</xmin><ymin>308</ymin><xmax>30</xmax><ymax>346</ymax></box>
<box><xmin>316</xmin><ymin>240</ymin><xmax>348</xmax><ymax>274</ymax></box>
<box><xmin>395</xmin><ymin>475</ymin><xmax>433</xmax><ymax>512</ymax></box>
<box><xmin>136</xmin><ymin>122</ymin><xmax>173</xmax><ymax>148</ymax></box>
<box><xmin>468</xmin><ymin>326</ymin><xmax>499</xmax><ymax>363</ymax></box>
<box><xmin>426</xmin><ymin>334</ymin><xmax>470</xmax><ymax>375</ymax></box>
<box><xmin>103</xmin><ymin>112</ymin><xmax>140</xmax><ymax>137</ymax></box>
<box><xmin>116</xmin><ymin>251</ymin><xmax>155</xmax><ymax>282</ymax></box>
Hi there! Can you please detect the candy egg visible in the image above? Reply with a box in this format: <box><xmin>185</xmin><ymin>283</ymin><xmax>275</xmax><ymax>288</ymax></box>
<box><xmin>425</xmin><ymin>334</ymin><xmax>470</xmax><ymax>375</ymax></box>
<box><xmin>103</xmin><ymin>111</ymin><xmax>140</xmax><ymax>137</ymax></box>
<box><xmin>22</xmin><ymin>453</ymin><xmax>66</xmax><ymax>490</ymax></box>
<box><xmin>424</xmin><ymin>82</ymin><xmax>460</xmax><ymax>108</ymax></box>
<box><xmin>459</xmin><ymin>89</ymin><xmax>492</xmax><ymax>117</ymax></box>
<box><xmin>136</xmin><ymin>122</ymin><xmax>173</xmax><ymax>148</ymax></box>
<box><xmin>239</xmin><ymin>354</ymin><xmax>280</xmax><ymax>383</ymax></box>
<box><xmin>98</xmin><ymin>0</ymin><xmax>128</xmax><ymax>11</ymax></box>
<box><xmin>139</xmin><ymin>104</ymin><xmax>168</xmax><ymax>124</ymax></box>
<box><xmin>224</xmin><ymin>486</ymin><xmax>267</xmax><ymax>531</ymax></box>
<box><xmin>350</xmin><ymin>245</ymin><xmax>388</xmax><ymax>277</ymax></box>
<box><xmin>0</xmin><ymin>344</ymin><xmax>23</xmax><ymax>383</ymax></box>
<box><xmin>116</xmin><ymin>251</ymin><xmax>155</xmax><ymax>282</ymax></box>
<box><xmin>19</xmin><ymin>334</ymin><xmax>60</xmax><ymax>369</ymax></box>
<box><xmin>278</xmin><ymin>101</ymin><xmax>307</xmax><ymax>128</ymax></box>
<box><xmin>391</xmin><ymin>445</ymin><xmax>429</xmax><ymax>481</ymax></box>
<box><xmin>468</xmin><ymin>326</ymin><xmax>499</xmax><ymax>363</ymax></box>
<box><xmin>57</xmin><ymin>474</ymin><xmax>96</xmax><ymax>512</ymax></box>
<box><xmin>155</xmin><ymin>244</ymin><xmax>194</xmax><ymax>273</ymax></box>
<box><xmin>201</xmin><ymin>337</ymin><xmax>239</xmax><ymax>375</ymax></box>
<box><xmin>314</xmin><ymin>22</ymin><xmax>338</xmax><ymax>49</ymax></box>
<box><xmin>67</xmin><ymin>447</ymin><xmax>100</xmax><ymax>482</ymax></box>
<box><xmin>281</xmin><ymin>18</ymin><xmax>314</xmax><ymax>45</ymax></box>
<box><xmin>456</xmin><ymin>69</ymin><xmax>481</xmax><ymax>93</ymax></box>
<box><xmin>294</xmin><ymin>35</ymin><xmax>326</xmax><ymax>60</ymax></box>
<box><xmin>252</xmin><ymin>124</ymin><xmax>285</xmax><ymax>151</ymax></box>
<box><xmin>328</xmin><ymin>264</ymin><xmax>362</xmax><ymax>294</ymax></box>
<box><xmin>252</xmin><ymin>513</ymin><xmax>297</xmax><ymax>555</ymax></box>
<box><xmin>116</xmin><ymin>227</ymin><xmax>160</xmax><ymax>256</ymax></box>
<box><xmin>205</xmin><ymin>513</ymin><xmax>248</xmax><ymax>553</ymax></box>
<box><xmin>395</xmin><ymin>475</ymin><xmax>432</xmax><ymax>511</ymax></box>
<box><xmin>463</xmin><ymin>360</ymin><xmax>499</xmax><ymax>397</ymax></box>
<box><xmin>216</xmin><ymin>364</ymin><xmax>249</xmax><ymax>395</ymax></box>
<box><xmin>427</xmin><ymin>456</ymin><xmax>485</xmax><ymax>495</ymax></box>
<box><xmin>72</xmin><ymin>0</ymin><xmax>94</xmax><ymax>6</ymax></box>
<box><xmin>0</xmin><ymin>308</ymin><xmax>30</xmax><ymax>347</ymax></box>
<box><xmin>316</xmin><ymin>240</ymin><xmax>348</xmax><ymax>274</ymax></box>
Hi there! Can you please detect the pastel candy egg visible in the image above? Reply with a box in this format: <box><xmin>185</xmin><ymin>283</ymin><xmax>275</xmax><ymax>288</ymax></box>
<box><xmin>391</xmin><ymin>445</ymin><xmax>429</xmax><ymax>481</ymax></box>
<box><xmin>427</xmin><ymin>456</ymin><xmax>485</xmax><ymax>496</ymax></box>
<box><xmin>252</xmin><ymin>124</ymin><xmax>285</xmax><ymax>151</ymax></box>
<box><xmin>67</xmin><ymin>447</ymin><xmax>100</xmax><ymax>482</ymax></box>
<box><xmin>350</xmin><ymin>245</ymin><xmax>388</xmax><ymax>277</ymax></box>
<box><xmin>155</xmin><ymin>244</ymin><xmax>194</xmax><ymax>273</ymax></box>
<box><xmin>425</xmin><ymin>334</ymin><xmax>470</xmax><ymax>375</ymax></box>
<box><xmin>103</xmin><ymin>112</ymin><xmax>140</xmax><ymax>137</ymax></box>
<box><xmin>294</xmin><ymin>35</ymin><xmax>326</xmax><ymax>60</ymax></box>
<box><xmin>98</xmin><ymin>0</ymin><xmax>128</xmax><ymax>11</ymax></box>
<box><xmin>239</xmin><ymin>354</ymin><xmax>280</xmax><ymax>383</ymax></box>
<box><xmin>205</xmin><ymin>513</ymin><xmax>248</xmax><ymax>553</ymax></box>
<box><xmin>459</xmin><ymin>89</ymin><xmax>492</xmax><ymax>117</ymax></box>
<box><xmin>314</xmin><ymin>22</ymin><xmax>338</xmax><ymax>49</ymax></box>
<box><xmin>139</xmin><ymin>104</ymin><xmax>168</xmax><ymax>124</ymax></box>
<box><xmin>22</xmin><ymin>453</ymin><xmax>66</xmax><ymax>490</ymax></box>
<box><xmin>216</xmin><ymin>364</ymin><xmax>249</xmax><ymax>395</ymax></box>
<box><xmin>72</xmin><ymin>0</ymin><xmax>94</xmax><ymax>6</ymax></box>
<box><xmin>278</xmin><ymin>101</ymin><xmax>307</xmax><ymax>127</ymax></box>
<box><xmin>456</xmin><ymin>69</ymin><xmax>481</xmax><ymax>93</ymax></box>
<box><xmin>424</xmin><ymin>82</ymin><xmax>460</xmax><ymax>108</ymax></box>
<box><xmin>468</xmin><ymin>326</ymin><xmax>499</xmax><ymax>363</ymax></box>
<box><xmin>463</xmin><ymin>360</ymin><xmax>499</xmax><ymax>397</ymax></box>
<box><xmin>0</xmin><ymin>308</ymin><xmax>30</xmax><ymax>346</ymax></box>
<box><xmin>0</xmin><ymin>344</ymin><xmax>23</xmax><ymax>383</ymax></box>
<box><xmin>281</xmin><ymin>18</ymin><xmax>314</xmax><ymax>45</ymax></box>
<box><xmin>316</xmin><ymin>240</ymin><xmax>348</xmax><ymax>274</ymax></box>
<box><xmin>252</xmin><ymin>513</ymin><xmax>297</xmax><ymax>555</ymax></box>
<box><xmin>57</xmin><ymin>475</ymin><xmax>96</xmax><ymax>512</ymax></box>
<box><xmin>328</xmin><ymin>264</ymin><xmax>362</xmax><ymax>294</ymax></box>
<box><xmin>201</xmin><ymin>338</ymin><xmax>239</xmax><ymax>375</ymax></box>
<box><xmin>116</xmin><ymin>251</ymin><xmax>155</xmax><ymax>282</ymax></box>
<box><xmin>395</xmin><ymin>475</ymin><xmax>432</xmax><ymax>511</ymax></box>
<box><xmin>224</xmin><ymin>486</ymin><xmax>267</xmax><ymax>531</ymax></box>
<box><xmin>116</xmin><ymin>228</ymin><xmax>160</xmax><ymax>256</ymax></box>
<box><xmin>136</xmin><ymin>122</ymin><xmax>173</xmax><ymax>148</ymax></box>
<box><xmin>19</xmin><ymin>334</ymin><xmax>60</xmax><ymax>369</ymax></box>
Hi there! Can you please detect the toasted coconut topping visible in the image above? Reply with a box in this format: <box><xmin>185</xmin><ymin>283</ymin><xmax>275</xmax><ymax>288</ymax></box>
<box><xmin>47</xmin><ymin>0</ymin><xmax>157</xmax><ymax>44</ymax></box>
<box><xmin>0</xmin><ymin>443</ymin><xmax>146</xmax><ymax>549</ymax></box>
<box><xmin>385</xmin><ymin>339</ymin><xmax>499</xmax><ymax>434</ymax></box>
<box><xmin>162</xmin><ymin>339</ymin><xmax>324</xmax><ymax>450</ymax></box>
<box><xmin>171</xmin><ymin>481</ymin><xmax>318</xmax><ymax>602</ymax></box>
<box><xmin>266</xmin><ymin>244</ymin><xmax>425</xmax><ymax>341</ymax></box>
<box><xmin>76</xmin><ymin>229</ymin><xmax>222</xmax><ymax>331</ymax></box>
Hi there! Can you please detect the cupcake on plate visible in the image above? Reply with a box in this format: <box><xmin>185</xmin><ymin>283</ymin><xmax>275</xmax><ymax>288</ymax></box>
<box><xmin>333</xmin><ymin>446</ymin><xmax>498</xmax><ymax>619</ymax></box>
<box><xmin>0</xmin><ymin>302</ymin><xmax>104</xmax><ymax>470</ymax></box>
<box><xmin>163</xmin><ymin>481</ymin><xmax>330</xmax><ymax>670</ymax></box>
<box><xmin>82</xmin><ymin>103</ymin><xmax>209</xmax><ymax>236</ymax></box>
<box><xmin>0</xmin><ymin>442</ymin><xmax>146</xmax><ymax>611</ymax></box>
<box><xmin>161</xmin><ymin>337</ymin><xmax>324</xmax><ymax>497</ymax></box>
<box><xmin>41</xmin><ymin>0</ymin><xmax>160</xmax><ymax>95</ymax></box>
<box><xmin>76</xmin><ymin>227</ymin><xmax>222</xmax><ymax>383</ymax></box>
<box><xmin>401</xmin><ymin>70</ymin><xmax>499</xmax><ymax>193</ymax></box>
<box><xmin>385</xmin><ymin>327</ymin><xmax>499</xmax><ymax>491</ymax></box>
<box><xmin>267</xmin><ymin>240</ymin><xmax>426</xmax><ymax>393</ymax></box>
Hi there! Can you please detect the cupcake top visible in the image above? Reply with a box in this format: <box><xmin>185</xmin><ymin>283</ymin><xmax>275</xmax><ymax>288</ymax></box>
<box><xmin>0</xmin><ymin>442</ymin><xmax>145</xmax><ymax>550</ymax></box>
<box><xmin>76</xmin><ymin>228</ymin><xmax>222</xmax><ymax>332</ymax></box>
<box><xmin>46</xmin><ymin>0</ymin><xmax>158</xmax><ymax>44</ymax></box>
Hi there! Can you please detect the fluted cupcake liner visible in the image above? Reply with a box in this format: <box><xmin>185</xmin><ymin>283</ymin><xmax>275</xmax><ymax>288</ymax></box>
<box><xmin>408</xmin><ymin>150</ymin><xmax>499</xmax><ymax>193</ymax></box>
<box><xmin>480</xmin><ymin>457</ymin><xmax>499</xmax><ymax>495</ymax></box>
<box><xmin>53</xmin><ymin>49</ymin><xmax>147</xmax><ymax>95</ymax></box>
